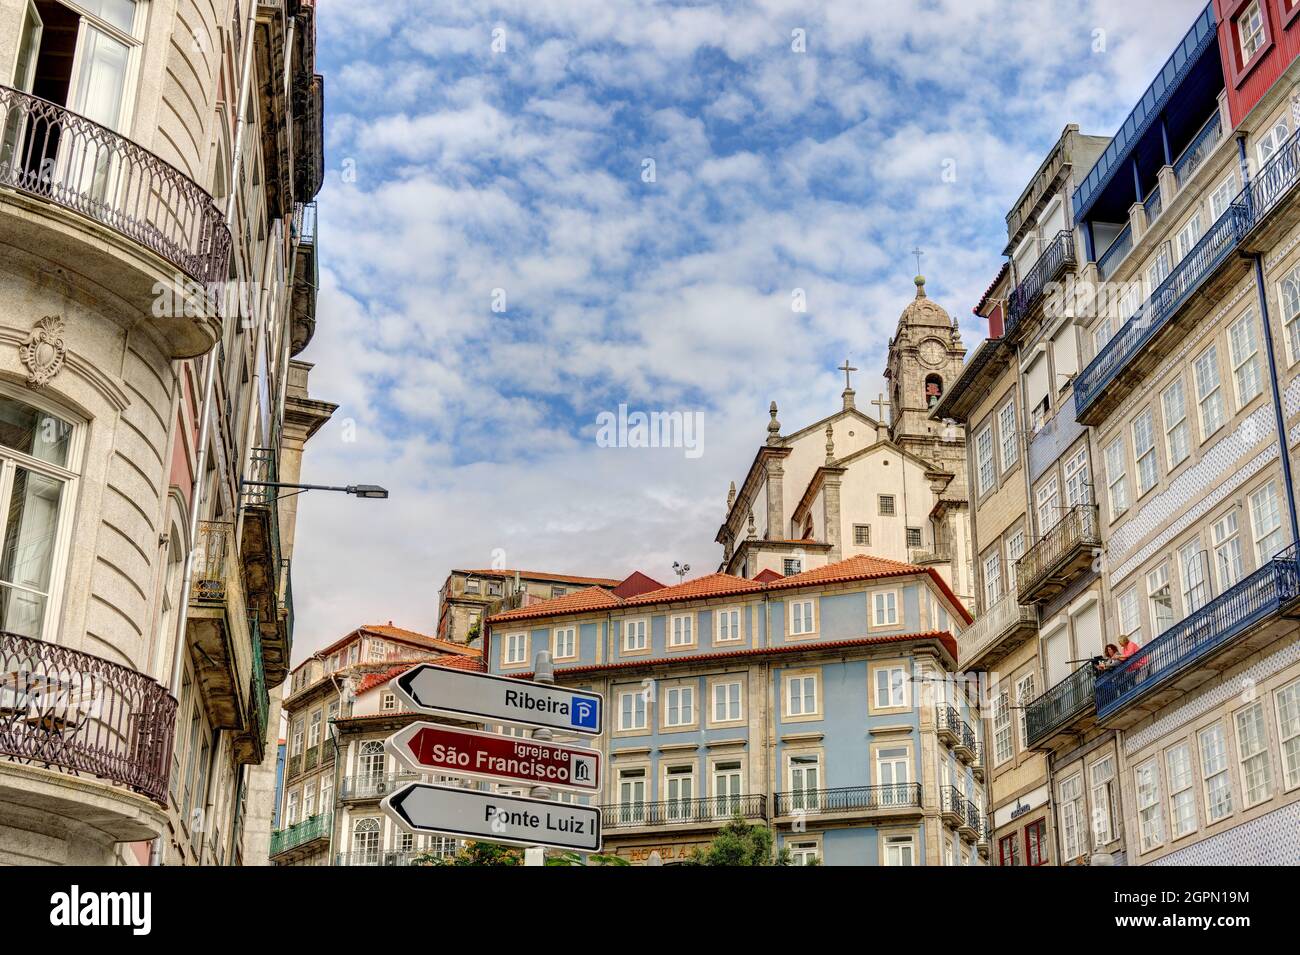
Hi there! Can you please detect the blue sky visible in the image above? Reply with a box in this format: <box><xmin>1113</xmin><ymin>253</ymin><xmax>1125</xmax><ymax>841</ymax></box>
<box><xmin>290</xmin><ymin>0</ymin><xmax>1206</xmax><ymax>654</ymax></box>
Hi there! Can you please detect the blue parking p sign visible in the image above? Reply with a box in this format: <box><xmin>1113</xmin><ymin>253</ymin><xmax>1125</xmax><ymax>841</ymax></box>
<box><xmin>570</xmin><ymin>695</ymin><xmax>600</xmax><ymax>731</ymax></box>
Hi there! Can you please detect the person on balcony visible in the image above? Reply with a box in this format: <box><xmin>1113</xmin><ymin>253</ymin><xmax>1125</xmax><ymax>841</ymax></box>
<box><xmin>1094</xmin><ymin>644</ymin><xmax>1121</xmax><ymax>672</ymax></box>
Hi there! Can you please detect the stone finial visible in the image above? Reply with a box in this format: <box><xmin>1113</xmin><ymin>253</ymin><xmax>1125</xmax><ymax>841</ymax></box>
<box><xmin>766</xmin><ymin>401</ymin><xmax>781</xmax><ymax>445</ymax></box>
<box><xmin>825</xmin><ymin>423</ymin><xmax>835</xmax><ymax>464</ymax></box>
<box><xmin>747</xmin><ymin>510</ymin><xmax>757</xmax><ymax>539</ymax></box>
<box><xmin>914</xmin><ymin>275</ymin><xmax>927</xmax><ymax>299</ymax></box>
<box><xmin>726</xmin><ymin>481</ymin><xmax>737</xmax><ymax>512</ymax></box>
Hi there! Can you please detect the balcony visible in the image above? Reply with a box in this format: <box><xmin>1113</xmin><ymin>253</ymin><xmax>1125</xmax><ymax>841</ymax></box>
<box><xmin>1096</xmin><ymin>223</ymin><xmax>1132</xmax><ymax>281</ymax></box>
<box><xmin>231</xmin><ymin>625</ymin><xmax>270</xmax><ymax>766</ymax></box>
<box><xmin>1075</xmin><ymin>201</ymin><xmax>1250</xmax><ymax>424</ymax></box>
<box><xmin>1016</xmin><ymin>504</ymin><xmax>1101</xmax><ymax>604</ymax></box>
<box><xmin>0</xmin><ymin>632</ymin><xmax>176</xmax><ymax>832</ymax></box>
<box><xmin>1238</xmin><ymin>126</ymin><xmax>1300</xmax><ymax>254</ymax></box>
<box><xmin>188</xmin><ymin>521</ymin><xmax>257</xmax><ymax>741</ymax></box>
<box><xmin>955</xmin><ymin>721</ymin><xmax>977</xmax><ymax>764</ymax></box>
<box><xmin>289</xmin><ymin>201</ymin><xmax>318</xmax><ymax>355</ymax></box>
<box><xmin>0</xmin><ymin>85</ymin><xmax>230</xmax><ymax>358</ymax></box>
<box><xmin>241</xmin><ymin>449</ymin><xmax>289</xmax><ymax>685</ymax></box>
<box><xmin>334</xmin><ymin>849</ymin><xmax>453</xmax><ymax>867</ymax></box>
<box><xmin>1097</xmin><ymin>549</ymin><xmax>1300</xmax><ymax>729</ymax></box>
<box><xmin>1173</xmin><ymin>110</ymin><xmax>1222</xmax><ymax>188</ymax></box>
<box><xmin>270</xmin><ymin>811</ymin><xmax>331</xmax><ymax>859</ymax></box>
<box><xmin>773</xmin><ymin>784</ymin><xmax>921</xmax><ymax>819</ymax></box>
<box><xmin>971</xmin><ymin>742</ymin><xmax>985</xmax><ymax>782</ymax></box>
<box><xmin>958</xmin><ymin>592</ymin><xmax>1037</xmax><ymax>670</ymax></box>
<box><xmin>935</xmin><ymin>703</ymin><xmax>961</xmax><ymax>747</ymax></box>
<box><xmin>961</xmin><ymin>799</ymin><xmax>981</xmax><ymax>842</ymax></box>
<box><xmin>908</xmin><ymin>545</ymin><xmax>953</xmax><ymax>566</ymax></box>
<box><xmin>1025</xmin><ymin>664</ymin><xmax>1096</xmax><ymax>750</ymax></box>
<box><xmin>602</xmin><ymin>794</ymin><xmax>766</xmax><ymax>830</ymax></box>
<box><xmin>340</xmin><ymin>772</ymin><xmax>418</xmax><ymax>802</ymax></box>
<box><xmin>940</xmin><ymin>786</ymin><xmax>967</xmax><ymax>828</ymax></box>
<box><xmin>1005</xmin><ymin>230</ymin><xmax>1076</xmax><ymax>338</ymax></box>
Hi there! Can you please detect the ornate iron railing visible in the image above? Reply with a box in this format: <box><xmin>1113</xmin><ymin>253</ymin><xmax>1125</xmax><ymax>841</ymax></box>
<box><xmin>0</xmin><ymin>84</ymin><xmax>230</xmax><ymax>284</ymax></box>
<box><xmin>191</xmin><ymin>520</ymin><xmax>232</xmax><ymax>602</ymax></box>
<box><xmin>936</xmin><ymin>703</ymin><xmax>962</xmax><ymax>740</ymax></box>
<box><xmin>960</xmin><ymin>720</ymin><xmax>978</xmax><ymax>754</ymax></box>
<box><xmin>1077</xmin><ymin>201</ymin><xmax>1248</xmax><ymax>415</ymax></box>
<box><xmin>270</xmin><ymin>811</ymin><xmax>331</xmax><ymax>856</ymax></box>
<box><xmin>1097</xmin><ymin>549</ymin><xmax>1300</xmax><ymax>718</ymax></box>
<box><xmin>941</xmin><ymin>785</ymin><xmax>968</xmax><ymax>819</ymax></box>
<box><xmin>958</xmin><ymin>591</ymin><xmax>1037</xmax><ymax>667</ymax></box>
<box><xmin>602</xmin><ymin>793</ymin><xmax>766</xmax><ymax>827</ymax></box>
<box><xmin>1006</xmin><ymin>230</ymin><xmax>1075</xmax><ymax>337</ymax></box>
<box><xmin>1017</xmin><ymin>504</ymin><xmax>1100</xmax><ymax>600</ymax></box>
<box><xmin>1174</xmin><ymin>110</ymin><xmax>1223</xmax><ymax>186</ymax></box>
<box><xmin>278</xmin><ymin>558</ymin><xmax>294</xmax><ymax>658</ymax></box>
<box><xmin>1243</xmin><ymin>127</ymin><xmax>1300</xmax><ymax>224</ymax></box>
<box><xmin>1026</xmin><ymin>664</ymin><xmax>1096</xmax><ymax>747</ymax></box>
<box><xmin>249</xmin><ymin>624</ymin><xmax>268</xmax><ymax>742</ymax></box>
<box><xmin>773</xmin><ymin>783</ymin><xmax>921</xmax><ymax>816</ymax></box>
<box><xmin>339</xmin><ymin>772</ymin><xmax>419</xmax><ymax>801</ymax></box>
<box><xmin>0</xmin><ymin>632</ymin><xmax>176</xmax><ymax>805</ymax></box>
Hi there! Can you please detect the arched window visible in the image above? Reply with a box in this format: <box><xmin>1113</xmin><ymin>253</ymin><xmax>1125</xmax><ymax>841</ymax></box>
<box><xmin>359</xmin><ymin>741</ymin><xmax>385</xmax><ymax>781</ymax></box>
<box><xmin>352</xmin><ymin>817</ymin><xmax>381</xmax><ymax>864</ymax></box>
<box><xmin>925</xmin><ymin>375</ymin><xmax>944</xmax><ymax>408</ymax></box>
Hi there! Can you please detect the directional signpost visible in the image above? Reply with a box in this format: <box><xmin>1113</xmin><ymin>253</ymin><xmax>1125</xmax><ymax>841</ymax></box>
<box><xmin>387</xmin><ymin>721</ymin><xmax>601</xmax><ymax>793</ymax></box>
<box><xmin>381</xmin><ymin>658</ymin><xmax>605</xmax><ymax>856</ymax></box>
<box><xmin>381</xmin><ymin>783</ymin><xmax>602</xmax><ymax>852</ymax></box>
<box><xmin>391</xmin><ymin>663</ymin><xmax>603</xmax><ymax>736</ymax></box>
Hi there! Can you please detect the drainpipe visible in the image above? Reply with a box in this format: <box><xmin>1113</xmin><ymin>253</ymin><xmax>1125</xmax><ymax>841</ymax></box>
<box><xmin>1252</xmin><ymin>253</ymin><xmax>1300</xmax><ymax>546</ymax></box>
<box><xmin>156</xmin><ymin>0</ymin><xmax>259</xmax><ymax>866</ymax></box>
<box><xmin>1240</xmin><ymin>135</ymin><xmax>1300</xmax><ymax>546</ymax></box>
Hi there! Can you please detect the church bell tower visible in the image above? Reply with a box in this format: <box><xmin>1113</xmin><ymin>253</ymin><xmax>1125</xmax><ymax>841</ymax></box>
<box><xmin>885</xmin><ymin>274</ymin><xmax>966</xmax><ymax>459</ymax></box>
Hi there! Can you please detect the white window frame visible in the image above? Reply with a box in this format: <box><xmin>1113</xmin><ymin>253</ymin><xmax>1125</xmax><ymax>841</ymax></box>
<box><xmin>784</xmin><ymin>672</ymin><xmax>820</xmax><ymax>719</ymax></box>
<box><xmin>872</xmin><ymin>590</ymin><xmax>899</xmax><ymax>627</ymax></box>
<box><xmin>1161</xmin><ymin>377</ymin><xmax>1191</xmax><ymax>468</ymax></box>
<box><xmin>873</xmin><ymin>665</ymin><xmax>907</xmax><ymax>710</ymax></box>
<box><xmin>1193</xmin><ymin>345</ymin><xmax>1226</xmax><ymax>437</ymax></box>
<box><xmin>1234</xmin><ymin>701</ymin><xmax>1273</xmax><ymax>808</ymax></box>
<box><xmin>669</xmin><ymin>613</ymin><xmax>695</xmax><ymax>648</ymax></box>
<box><xmin>504</xmin><ymin>632</ymin><xmax>527</xmax><ymax>665</ymax></box>
<box><xmin>998</xmin><ymin>400</ymin><xmax>1018</xmax><ymax>469</ymax></box>
<box><xmin>883</xmin><ymin>833</ymin><xmax>915</xmax><ymax>867</ymax></box>
<box><xmin>1257</xmin><ymin>117</ymin><xmax>1289</xmax><ymax>169</ymax></box>
<box><xmin>711</xmin><ymin>680</ymin><xmax>742</xmax><ymax>724</ymax></box>
<box><xmin>552</xmin><ymin>625</ymin><xmax>577</xmax><ymax>661</ymax></box>
<box><xmin>714</xmin><ymin>607</ymin><xmax>742</xmax><ymax>644</ymax></box>
<box><xmin>983</xmin><ymin>551</ymin><xmax>1002</xmax><ymax>608</ymax></box>
<box><xmin>1239</xmin><ymin>1</ymin><xmax>1266</xmax><ymax>62</ymax></box>
<box><xmin>1166</xmin><ymin>742</ymin><xmax>1198</xmax><ymax>840</ymax></box>
<box><xmin>1249</xmin><ymin>481</ymin><xmax>1284</xmax><ymax>565</ymax></box>
<box><xmin>1057</xmin><ymin>772</ymin><xmax>1084</xmax><ymax>862</ymax></box>
<box><xmin>788</xmin><ymin>598</ymin><xmax>816</xmax><ymax>636</ymax></box>
<box><xmin>1199</xmin><ymin>722</ymin><xmax>1234</xmax><ymax>824</ymax></box>
<box><xmin>976</xmin><ymin>424</ymin><xmax>995</xmax><ymax>495</ymax></box>
<box><xmin>1274</xmin><ymin>677</ymin><xmax>1300</xmax><ymax>792</ymax></box>
<box><xmin>1104</xmin><ymin>436</ymin><xmax>1129</xmax><ymax>517</ymax></box>
<box><xmin>993</xmin><ymin>689</ymin><xmax>1013</xmax><ymax>766</ymax></box>
<box><xmin>1228</xmin><ymin>311</ymin><xmax>1263</xmax><ymax>406</ymax></box>
<box><xmin>1279</xmin><ymin>263</ymin><xmax>1300</xmax><ymax>364</ymax></box>
<box><xmin>617</xmin><ymin>690</ymin><xmax>648</xmax><ymax>731</ymax></box>
<box><xmin>1132</xmin><ymin>408</ymin><xmax>1159</xmax><ymax>496</ymax></box>
<box><xmin>1015</xmin><ymin>674</ymin><xmax>1036</xmax><ymax>752</ymax></box>
<box><xmin>662</xmin><ymin>684</ymin><xmax>696</xmax><ymax>729</ymax></box>
<box><xmin>622</xmin><ymin>617</ymin><xmax>648</xmax><ymax>652</ymax></box>
<box><xmin>1134</xmin><ymin>759</ymin><xmax>1164</xmax><ymax>853</ymax></box>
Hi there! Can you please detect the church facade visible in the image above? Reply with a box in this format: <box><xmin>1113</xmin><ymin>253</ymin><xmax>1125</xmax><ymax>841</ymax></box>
<box><xmin>716</xmin><ymin>277</ymin><xmax>972</xmax><ymax>605</ymax></box>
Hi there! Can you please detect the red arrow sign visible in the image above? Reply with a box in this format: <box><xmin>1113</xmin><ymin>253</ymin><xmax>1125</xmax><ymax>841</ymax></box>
<box><xmin>387</xmin><ymin>722</ymin><xmax>601</xmax><ymax>793</ymax></box>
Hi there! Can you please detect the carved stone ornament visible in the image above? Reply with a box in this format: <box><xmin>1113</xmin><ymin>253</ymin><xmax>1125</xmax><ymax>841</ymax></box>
<box><xmin>21</xmin><ymin>316</ymin><xmax>66</xmax><ymax>387</ymax></box>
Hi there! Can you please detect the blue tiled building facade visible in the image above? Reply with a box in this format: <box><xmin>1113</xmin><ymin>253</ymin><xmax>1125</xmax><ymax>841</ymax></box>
<box><xmin>485</xmin><ymin>556</ymin><xmax>986</xmax><ymax>865</ymax></box>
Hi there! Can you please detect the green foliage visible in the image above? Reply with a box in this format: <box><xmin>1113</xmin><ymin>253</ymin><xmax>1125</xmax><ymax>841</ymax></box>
<box><xmin>545</xmin><ymin>850</ymin><xmax>631</xmax><ymax>866</ymax></box>
<box><xmin>683</xmin><ymin>815</ymin><xmax>791</xmax><ymax>866</ymax></box>
<box><xmin>418</xmin><ymin>840</ymin><xmax>523</xmax><ymax>866</ymax></box>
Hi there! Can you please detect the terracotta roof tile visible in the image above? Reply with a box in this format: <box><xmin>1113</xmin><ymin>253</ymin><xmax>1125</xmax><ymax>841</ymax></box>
<box><xmin>512</xmin><ymin>631</ymin><xmax>958</xmax><ymax>677</ymax></box>
<box><xmin>486</xmin><ymin>554</ymin><xmax>971</xmax><ymax>625</ymax></box>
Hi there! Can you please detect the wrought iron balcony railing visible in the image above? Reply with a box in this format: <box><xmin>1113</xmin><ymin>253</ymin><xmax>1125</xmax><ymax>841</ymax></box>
<box><xmin>1076</xmin><ymin>201</ymin><xmax>1246</xmax><ymax>418</ymax></box>
<box><xmin>339</xmin><ymin>772</ymin><xmax>418</xmax><ymax>801</ymax></box>
<box><xmin>249</xmin><ymin>624</ymin><xmax>269</xmax><ymax>742</ymax></box>
<box><xmin>1026</xmin><ymin>664</ymin><xmax>1096</xmax><ymax>747</ymax></box>
<box><xmin>0</xmin><ymin>632</ymin><xmax>176</xmax><ymax>805</ymax></box>
<box><xmin>940</xmin><ymin>785</ymin><xmax>967</xmax><ymax>822</ymax></box>
<box><xmin>1017</xmin><ymin>504</ymin><xmax>1100</xmax><ymax>601</ymax></box>
<box><xmin>958</xmin><ymin>592</ymin><xmax>1037</xmax><ymax>668</ymax></box>
<box><xmin>959</xmin><ymin>720</ymin><xmax>978</xmax><ymax>755</ymax></box>
<box><xmin>936</xmin><ymin>703</ymin><xmax>962</xmax><ymax>744</ymax></box>
<box><xmin>270</xmin><ymin>811</ymin><xmax>331</xmax><ymax>857</ymax></box>
<box><xmin>1174</xmin><ymin>110</ymin><xmax>1223</xmax><ymax>186</ymax></box>
<box><xmin>1006</xmin><ymin>230</ymin><xmax>1075</xmax><ymax>337</ymax></box>
<box><xmin>1142</xmin><ymin>183</ymin><xmax>1163</xmax><ymax>225</ymax></box>
<box><xmin>1097</xmin><ymin>549</ymin><xmax>1300</xmax><ymax>719</ymax></box>
<box><xmin>1244</xmin><ymin>126</ymin><xmax>1300</xmax><ymax>225</ymax></box>
<box><xmin>602</xmin><ymin>793</ymin><xmax>766</xmax><ymax>828</ymax></box>
<box><xmin>334</xmin><ymin>849</ymin><xmax>453</xmax><ymax>867</ymax></box>
<box><xmin>191</xmin><ymin>520</ymin><xmax>233</xmax><ymax>602</ymax></box>
<box><xmin>773</xmin><ymin>783</ymin><xmax>921</xmax><ymax>816</ymax></box>
<box><xmin>279</xmin><ymin>558</ymin><xmax>294</xmax><ymax>658</ymax></box>
<box><xmin>0</xmin><ymin>84</ymin><xmax>230</xmax><ymax>284</ymax></box>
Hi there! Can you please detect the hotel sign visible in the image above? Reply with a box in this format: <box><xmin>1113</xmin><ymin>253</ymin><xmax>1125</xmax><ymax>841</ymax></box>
<box><xmin>387</xmin><ymin>722</ymin><xmax>601</xmax><ymax>793</ymax></box>
<box><xmin>392</xmin><ymin>664</ymin><xmax>603</xmax><ymax>736</ymax></box>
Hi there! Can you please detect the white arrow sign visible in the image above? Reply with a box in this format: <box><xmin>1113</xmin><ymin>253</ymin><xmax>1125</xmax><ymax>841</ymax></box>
<box><xmin>392</xmin><ymin>664</ymin><xmax>603</xmax><ymax>736</ymax></box>
<box><xmin>382</xmin><ymin>782</ymin><xmax>602</xmax><ymax>852</ymax></box>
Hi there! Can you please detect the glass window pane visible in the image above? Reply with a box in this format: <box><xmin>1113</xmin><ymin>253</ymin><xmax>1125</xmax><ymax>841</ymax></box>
<box><xmin>0</xmin><ymin>396</ymin><xmax>71</xmax><ymax>466</ymax></box>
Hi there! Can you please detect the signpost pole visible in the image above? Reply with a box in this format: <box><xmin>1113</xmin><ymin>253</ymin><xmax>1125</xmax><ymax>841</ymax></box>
<box><xmin>525</xmin><ymin>649</ymin><xmax>554</xmax><ymax>867</ymax></box>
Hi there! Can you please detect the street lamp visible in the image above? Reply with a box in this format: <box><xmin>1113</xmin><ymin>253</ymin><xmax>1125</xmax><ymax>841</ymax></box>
<box><xmin>240</xmin><ymin>479</ymin><xmax>390</xmax><ymax>499</ymax></box>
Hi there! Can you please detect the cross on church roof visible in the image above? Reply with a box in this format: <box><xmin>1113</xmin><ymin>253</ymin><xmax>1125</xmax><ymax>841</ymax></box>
<box><xmin>871</xmin><ymin>392</ymin><xmax>891</xmax><ymax>425</ymax></box>
<box><xmin>838</xmin><ymin>358</ymin><xmax>857</xmax><ymax>391</ymax></box>
<box><xmin>912</xmin><ymin>247</ymin><xmax>924</xmax><ymax>275</ymax></box>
